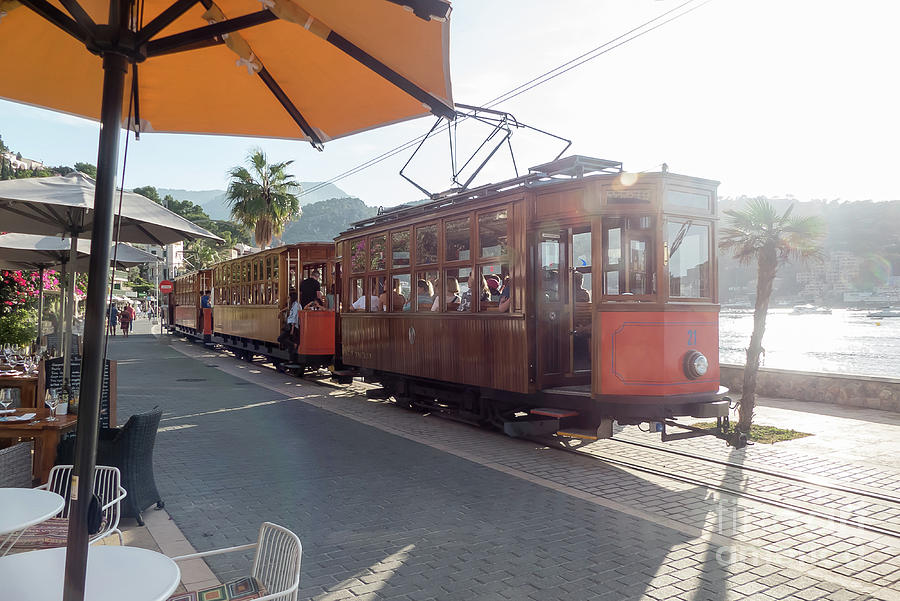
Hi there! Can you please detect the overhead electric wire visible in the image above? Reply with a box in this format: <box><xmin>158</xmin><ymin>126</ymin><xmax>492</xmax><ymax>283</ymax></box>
<box><xmin>298</xmin><ymin>0</ymin><xmax>715</xmax><ymax>200</ymax></box>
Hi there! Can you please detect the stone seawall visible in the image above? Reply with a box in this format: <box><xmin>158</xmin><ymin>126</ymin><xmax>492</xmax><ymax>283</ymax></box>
<box><xmin>720</xmin><ymin>364</ymin><xmax>900</xmax><ymax>413</ymax></box>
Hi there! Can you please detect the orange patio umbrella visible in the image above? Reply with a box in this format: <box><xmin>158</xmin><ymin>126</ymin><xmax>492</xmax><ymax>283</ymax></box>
<box><xmin>0</xmin><ymin>1</ymin><xmax>453</xmax><ymax>599</ymax></box>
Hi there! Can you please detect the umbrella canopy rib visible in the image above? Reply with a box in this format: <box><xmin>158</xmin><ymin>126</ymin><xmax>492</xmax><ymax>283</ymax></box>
<box><xmin>137</xmin><ymin>0</ymin><xmax>204</xmax><ymax>45</ymax></box>
<box><xmin>257</xmin><ymin>67</ymin><xmax>323</xmax><ymax>149</ymax></box>
<box><xmin>132</xmin><ymin>221</ymin><xmax>166</xmax><ymax>246</ymax></box>
<box><xmin>145</xmin><ymin>10</ymin><xmax>277</xmax><ymax>56</ymax></box>
<box><xmin>57</xmin><ymin>0</ymin><xmax>96</xmax><ymax>36</ymax></box>
<box><xmin>326</xmin><ymin>30</ymin><xmax>456</xmax><ymax>120</ymax></box>
<box><xmin>16</xmin><ymin>0</ymin><xmax>86</xmax><ymax>42</ymax></box>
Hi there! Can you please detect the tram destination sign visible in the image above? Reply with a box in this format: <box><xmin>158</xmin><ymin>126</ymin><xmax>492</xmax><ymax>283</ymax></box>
<box><xmin>43</xmin><ymin>357</ymin><xmax>117</xmax><ymax>428</ymax></box>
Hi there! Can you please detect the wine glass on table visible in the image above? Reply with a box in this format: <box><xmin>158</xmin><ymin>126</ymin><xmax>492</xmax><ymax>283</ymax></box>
<box><xmin>0</xmin><ymin>389</ymin><xmax>12</xmax><ymax>413</ymax></box>
<box><xmin>45</xmin><ymin>389</ymin><xmax>59</xmax><ymax>421</ymax></box>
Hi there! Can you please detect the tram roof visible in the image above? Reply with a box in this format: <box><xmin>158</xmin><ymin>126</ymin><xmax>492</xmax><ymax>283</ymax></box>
<box><xmin>344</xmin><ymin>154</ymin><xmax>720</xmax><ymax>234</ymax></box>
<box><xmin>344</xmin><ymin>155</ymin><xmax>629</xmax><ymax>232</ymax></box>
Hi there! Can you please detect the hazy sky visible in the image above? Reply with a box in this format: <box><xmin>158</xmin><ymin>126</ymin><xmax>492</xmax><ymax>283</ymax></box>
<box><xmin>1</xmin><ymin>0</ymin><xmax>898</xmax><ymax>207</ymax></box>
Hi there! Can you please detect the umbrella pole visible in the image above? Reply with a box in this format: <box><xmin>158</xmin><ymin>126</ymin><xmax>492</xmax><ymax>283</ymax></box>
<box><xmin>63</xmin><ymin>236</ymin><xmax>78</xmax><ymax>383</ymax></box>
<box><xmin>63</xmin><ymin>51</ymin><xmax>128</xmax><ymax>601</ymax></box>
<box><xmin>59</xmin><ymin>258</ymin><xmax>68</xmax><ymax>355</ymax></box>
<box><xmin>36</xmin><ymin>266</ymin><xmax>44</xmax><ymax>349</ymax></box>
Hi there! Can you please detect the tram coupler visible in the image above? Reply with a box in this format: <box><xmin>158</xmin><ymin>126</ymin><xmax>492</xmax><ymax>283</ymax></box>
<box><xmin>659</xmin><ymin>416</ymin><xmax>730</xmax><ymax>443</ymax></box>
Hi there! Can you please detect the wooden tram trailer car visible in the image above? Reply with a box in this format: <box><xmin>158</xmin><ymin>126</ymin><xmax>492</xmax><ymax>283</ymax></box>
<box><xmin>336</xmin><ymin>155</ymin><xmax>728</xmax><ymax>440</ymax></box>
<box><xmin>172</xmin><ymin>242</ymin><xmax>337</xmax><ymax>369</ymax></box>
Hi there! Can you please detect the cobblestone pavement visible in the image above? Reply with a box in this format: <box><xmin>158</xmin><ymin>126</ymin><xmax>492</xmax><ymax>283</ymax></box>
<box><xmin>109</xmin><ymin>327</ymin><xmax>898</xmax><ymax>601</ymax></box>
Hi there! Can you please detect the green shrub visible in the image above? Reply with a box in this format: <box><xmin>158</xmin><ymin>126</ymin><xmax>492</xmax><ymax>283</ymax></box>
<box><xmin>0</xmin><ymin>308</ymin><xmax>37</xmax><ymax>346</ymax></box>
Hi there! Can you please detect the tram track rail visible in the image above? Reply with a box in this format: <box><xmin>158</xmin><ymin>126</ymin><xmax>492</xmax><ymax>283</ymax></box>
<box><xmin>609</xmin><ymin>436</ymin><xmax>900</xmax><ymax>506</ymax></box>
<box><xmin>528</xmin><ymin>434</ymin><xmax>900</xmax><ymax>541</ymax></box>
<box><xmin>200</xmin><ymin>343</ymin><xmax>900</xmax><ymax>542</ymax></box>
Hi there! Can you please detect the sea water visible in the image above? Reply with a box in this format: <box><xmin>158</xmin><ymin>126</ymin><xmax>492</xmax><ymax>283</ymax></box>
<box><xmin>719</xmin><ymin>309</ymin><xmax>900</xmax><ymax>379</ymax></box>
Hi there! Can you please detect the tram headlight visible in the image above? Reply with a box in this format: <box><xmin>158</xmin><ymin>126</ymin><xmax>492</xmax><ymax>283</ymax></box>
<box><xmin>683</xmin><ymin>350</ymin><xmax>709</xmax><ymax>379</ymax></box>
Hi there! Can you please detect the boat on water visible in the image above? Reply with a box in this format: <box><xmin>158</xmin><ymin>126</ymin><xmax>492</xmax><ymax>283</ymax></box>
<box><xmin>867</xmin><ymin>309</ymin><xmax>900</xmax><ymax>318</ymax></box>
<box><xmin>791</xmin><ymin>304</ymin><xmax>832</xmax><ymax>315</ymax></box>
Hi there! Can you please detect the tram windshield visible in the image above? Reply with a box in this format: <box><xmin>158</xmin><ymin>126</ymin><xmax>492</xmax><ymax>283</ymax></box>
<box><xmin>666</xmin><ymin>220</ymin><xmax>711</xmax><ymax>299</ymax></box>
<box><xmin>601</xmin><ymin>216</ymin><xmax>656</xmax><ymax>298</ymax></box>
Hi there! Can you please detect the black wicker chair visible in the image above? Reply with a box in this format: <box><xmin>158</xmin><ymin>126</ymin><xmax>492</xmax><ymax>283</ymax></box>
<box><xmin>97</xmin><ymin>408</ymin><xmax>164</xmax><ymax>526</ymax></box>
<box><xmin>0</xmin><ymin>441</ymin><xmax>34</xmax><ymax>488</ymax></box>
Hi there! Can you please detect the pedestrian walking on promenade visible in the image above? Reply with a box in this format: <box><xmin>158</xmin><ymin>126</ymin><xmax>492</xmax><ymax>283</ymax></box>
<box><xmin>107</xmin><ymin>303</ymin><xmax>119</xmax><ymax>336</ymax></box>
<box><xmin>120</xmin><ymin>303</ymin><xmax>135</xmax><ymax>337</ymax></box>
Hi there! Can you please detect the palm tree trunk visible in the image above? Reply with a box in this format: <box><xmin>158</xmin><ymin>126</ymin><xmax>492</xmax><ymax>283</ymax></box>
<box><xmin>739</xmin><ymin>244</ymin><xmax>778</xmax><ymax>432</ymax></box>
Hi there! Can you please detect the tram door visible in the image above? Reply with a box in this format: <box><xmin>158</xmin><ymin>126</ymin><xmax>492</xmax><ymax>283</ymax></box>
<box><xmin>536</xmin><ymin>226</ymin><xmax>593</xmax><ymax>388</ymax></box>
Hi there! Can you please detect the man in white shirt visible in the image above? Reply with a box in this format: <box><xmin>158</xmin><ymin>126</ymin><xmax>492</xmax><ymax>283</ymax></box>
<box><xmin>351</xmin><ymin>295</ymin><xmax>381</xmax><ymax>311</ymax></box>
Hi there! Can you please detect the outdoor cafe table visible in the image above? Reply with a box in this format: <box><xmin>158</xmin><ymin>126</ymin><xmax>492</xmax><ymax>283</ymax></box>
<box><xmin>0</xmin><ymin>371</ymin><xmax>39</xmax><ymax>408</ymax></box>
<box><xmin>0</xmin><ymin>409</ymin><xmax>77</xmax><ymax>485</ymax></box>
<box><xmin>0</xmin><ymin>488</ymin><xmax>65</xmax><ymax>555</ymax></box>
<box><xmin>0</xmin><ymin>546</ymin><xmax>181</xmax><ymax>601</ymax></box>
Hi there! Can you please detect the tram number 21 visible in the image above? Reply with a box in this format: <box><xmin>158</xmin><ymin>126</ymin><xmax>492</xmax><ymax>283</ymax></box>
<box><xmin>687</xmin><ymin>329</ymin><xmax>698</xmax><ymax>346</ymax></box>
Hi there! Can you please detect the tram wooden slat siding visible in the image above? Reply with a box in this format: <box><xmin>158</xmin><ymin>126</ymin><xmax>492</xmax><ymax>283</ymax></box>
<box><xmin>341</xmin><ymin>314</ymin><xmax>529</xmax><ymax>394</ymax></box>
<box><xmin>173</xmin><ymin>305</ymin><xmax>197</xmax><ymax>329</ymax></box>
<box><xmin>215</xmin><ymin>305</ymin><xmax>281</xmax><ymax>344</ymax></box>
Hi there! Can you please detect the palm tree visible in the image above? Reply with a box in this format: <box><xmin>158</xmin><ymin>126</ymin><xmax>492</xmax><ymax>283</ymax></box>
<box><xmin>719</xmin><ymin>198</ymin><xmax>825</xmax><ymax>436</ymax></box>
<box><xmin>226</xmin><ymin>149</ymin><xmax>301</xmax><ymax>248</ymax></box>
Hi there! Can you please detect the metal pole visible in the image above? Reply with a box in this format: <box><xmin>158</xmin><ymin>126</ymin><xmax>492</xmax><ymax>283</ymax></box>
<box><xmin>63</xmin><ymin>50</ymin><xmax>127</xmax><ymax>601</ymax></box>
<box><xmin>58</xmin><ymin>256</ymin><xmax>68</xmax><ymax>356</ymax></box>
<box><xmin>36</xmin><ymin>266</ymin><xmax>45</xmax><ymax>349</ymax></box>
<box><xmin>63</xmin><ymin>235</ymin><xmax>78</xmax><ymax>383</ymax></box>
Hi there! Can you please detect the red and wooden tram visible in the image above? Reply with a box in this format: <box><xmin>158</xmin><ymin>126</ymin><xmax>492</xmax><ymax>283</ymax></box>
<box><xmin>170</xmin><ymin>155</ymin><xmax>729</xmax><ymax>441</ymax></box>
<box><xmin>334</xmin><ymin>155</ymin><xmax>728</xmax><ymax>440</ymax></box>
<box><xmin>172</xmin><ymin>242</ymin><xmax>337</xmax><ymax>369</ymax></box>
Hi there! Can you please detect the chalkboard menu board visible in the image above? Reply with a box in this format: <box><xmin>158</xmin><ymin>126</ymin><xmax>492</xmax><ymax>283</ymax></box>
<box><xmin>43</xmin><ymin>357</ymin><xmax>116</xmax><ymax>428</ymax></box>
<box><xmin>42</xmin><ymin>333</ymin><xmax>80</xmax><ymax>357</ymax></box>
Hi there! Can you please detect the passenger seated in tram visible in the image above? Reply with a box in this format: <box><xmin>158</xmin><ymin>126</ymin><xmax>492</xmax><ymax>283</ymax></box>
<box><xmin>458</xmin><ymin>273</ymin><xmax>490</xmax><ymax>312</ymax></box>
<box><xmin>403</xmin><ymin>280</ymin><xmax>434</xmax><ymax>311</ymax></box>
<box><xmin>351</xmin><ymin>293</ymin><xmax>381</xmax><ymax>312</ymax></box>
<box><xmin>574</xmin><ymin>270</ymin><xmax>591</xmax><ymax>302</ymax></box>
<box><xmin>486</xmin><ymin>275</ymin><xmax>502</xmax><ymax>301</ymax></box>
<box><xmin>498</xmin><ymin>276</ymin><xmax>511</xmax><ymax>313</ymax></box>
<box><xmin>380</xmin><ymin>278</ymin><xmax>406</xmax><ymax>312</ymax></box>
<box><xmin>433</xmin><ymin>277</ymin><xmax>461</xmax><ymax>311</ymax></box>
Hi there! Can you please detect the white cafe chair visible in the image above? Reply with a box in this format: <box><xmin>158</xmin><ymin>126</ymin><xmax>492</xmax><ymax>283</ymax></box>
<box><xmin>171</xmin><ymin>522</ymin><xmax>302</xmax><ymax>601</ymax></box>
<box><xmin>10</xmin><ymin>464</ymin><xmax>127</xmax><ymax>551</ymax></box>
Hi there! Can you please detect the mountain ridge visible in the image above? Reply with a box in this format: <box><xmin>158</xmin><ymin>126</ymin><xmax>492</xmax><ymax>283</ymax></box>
<box><xmin>158</xmin><ymin>182</ymin><xmax>351</xmax><ymax>220</ymax></box>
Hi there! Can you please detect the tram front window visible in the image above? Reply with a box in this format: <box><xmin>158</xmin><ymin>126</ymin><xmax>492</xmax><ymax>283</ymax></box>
<box><xmin>667</xmin><ymin>221</ymin><xmax>710</xmax><ymax>299</ymax></box>
<box><xmin>602</xmin><ymin>217</ymin><xmax>656</xmax><ymax>298</ymax></box>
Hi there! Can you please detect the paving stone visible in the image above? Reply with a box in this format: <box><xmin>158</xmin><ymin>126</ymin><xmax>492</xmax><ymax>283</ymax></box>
<box><xmin>110</xmin><ymin>333</ymin><xmax>891</xmax><ymax>601</ymax></box>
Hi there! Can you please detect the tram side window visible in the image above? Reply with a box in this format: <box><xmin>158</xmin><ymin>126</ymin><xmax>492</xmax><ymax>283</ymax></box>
<box><xmin>370</xmin><ymin>235</ymin><xmax>386</xmax><ymax>271</ymax></box>
<box><xmin>391</xmin><ymin>230</ymin><xmax>410</xmax><ymax>268</ymax></box>
<box><xmin>478</xmin><ymin>210</ymin><xmax>508</xmax><ymax>258</ymax></box>
<box><xmin>385</xmin><ymin>274</ymin><xmax>410</xmax><ymax>312</ymax></box>
<box><xmin>445</xmin><ymin>217</ymin><xmax>471</xmax><ymax>261</ymax></box>
<box><xmin>351</xmin><ymin>238</ymin><xmax>366</xmax><ymax>273</ymax></box>
<box><xmin>539</xmin><ymin>234</ymin><xmax>561</xmax><ymax>302</ymax></box>
<box><xmin>602</xmin><ymin>217</ymin><xmax>656</xmax><ymax>297</ymax></box>
<box><xmin>667</xmin><ymin>221</ymin><xmax>710</xmax><ymax>299</ymax></box>
<box><xmin>416</xmin><ymin>224</ymin><xmax>438</xmax><ymax>265</ymax></box>
<box><xmin>478</xmin><ymin>263</ymin><xmax>509</xmax><ymax>311</ymax></box>
<box><xmin>415</xmin><ymin>270</ymin><xmax>438</xmax><ymax>311</ymax></box>
<box><xmin>445</xmin><ymin>267</ymin><xmax>471</xmax><ymax>312</ymax></box>
<box><xmin>349</xmin><ymin>277</ymin><xmax>364</xmax><ymax>311</ymax></box>
<box><xmin>369</xmin><ymin>276</ymin><xmax>386</xmax><ymax>312</ymax></box>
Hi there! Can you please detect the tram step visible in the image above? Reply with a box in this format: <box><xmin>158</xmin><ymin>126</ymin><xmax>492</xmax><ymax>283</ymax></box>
<box><xmin>531</xmin><ymin>408</ymin><xmax>580</xmax><ymax>419</ymax></box>
<box><xmin>330</xmin><ymin>369</ymin><xmax>357</xmax><ymax>385</ymax></box>
<box><xmin>503</xmin><ymin>417</ymin><xmax>560</xmax><ymax>438</ymax></box>
<box><xmin>556</xmin><ymin>428</ymin><xmax>600</xmax><ymax>441</ymax></box>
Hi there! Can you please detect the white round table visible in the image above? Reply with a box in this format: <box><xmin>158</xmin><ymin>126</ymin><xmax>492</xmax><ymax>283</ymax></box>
<box><xmin>0</xmin><ymin>488</ymin><xmax>65</xmax><ymax>536</ymax></box>
<box><xmin>0</xmin><ymin>546</ymin><xmax>181</xmax><ymax>601</ymax></box>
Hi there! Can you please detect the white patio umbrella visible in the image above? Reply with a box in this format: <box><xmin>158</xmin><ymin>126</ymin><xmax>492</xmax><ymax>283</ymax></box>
<box><xmin>0</xmin><ymin>233</ymin><xmax>162</xmax><ymax>347</ymax></box>
<box><xmin>0</xmin><ymin>174</ymin><xmax>219</xmax><ymax>376</ymax></box>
